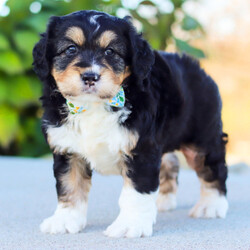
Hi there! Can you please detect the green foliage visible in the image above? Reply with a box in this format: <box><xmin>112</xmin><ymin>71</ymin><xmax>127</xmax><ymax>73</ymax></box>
<box><xmin>0</xmin><ymin>33</ymin><xmax>9</xmax><ymax>50</ymax></box>
<box><xmin>175</xmin><ymin>38</ymin><xmax>205</xmax><ymax>58</ymax></box>
<box><xmin>0</xmin><ymin>0</ymin><xmax>205</xmax><ymax>157</ymax></box>
<box><xmin>181</xmin><ymin>14</ymin><xmax>202</xmax><ymax>31</ymax></box>
<box><xmin>0</xmin><ymin>50</ymin><xmax>23</xmax><ymax>74</ymax></box>
<box><xmin>0</xmin><ymin>105</ymin><xmax>19</xmax><ymax>147</ymax></box>
<box><xmin>128</xmin><ymin>0</ymin><xmax>204</xmax><ymax>52</ymax></box>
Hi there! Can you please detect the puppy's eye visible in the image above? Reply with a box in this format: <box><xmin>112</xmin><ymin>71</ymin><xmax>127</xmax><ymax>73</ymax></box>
<box><xmin>105</xmin><ymin>48</ymin><xmax>114</xmax><ymax>56</ymax></box>
<box><xmin>65</xmin><ymin>45</ymin><xmax>77</xmax><ymax>56</ymax></box>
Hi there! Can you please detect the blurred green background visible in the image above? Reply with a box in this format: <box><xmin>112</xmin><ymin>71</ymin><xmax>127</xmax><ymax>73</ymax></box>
<box><xmin>0</xmin><ymin>0</ymin><xmax>205</xmax><ymax>157</ymax></box>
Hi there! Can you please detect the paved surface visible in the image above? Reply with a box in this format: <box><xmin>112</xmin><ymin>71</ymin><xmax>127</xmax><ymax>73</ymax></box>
<box><xmin>0</xmin><ymin>156</ymin><xmax>250</xmax><ymax>250</ymax></box>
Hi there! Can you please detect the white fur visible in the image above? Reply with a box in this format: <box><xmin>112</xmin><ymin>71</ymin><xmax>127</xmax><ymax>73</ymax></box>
<box><xmin>157</xmin><ymin>192</ymin><xmax>177</xmax><ymax>212</ymax></box>
<box><xmin>189</xmin><ymin>182</ymin><xmax>229</xmax><ymax>218</ymax></box>
<box><xmin>104</xmin><ymin>186</ymin><xmax>158</xmax><ymax>238</ymax></box>
<box><xmin>89</xmin><ymin>14</ymin><xmax>102</xmax><ymax>33</ymax></box>
<box><xmin>90</xmin><ymin>64</ymin><xmax>101</xmax><ymax>74</ymax></box>
<box><xmin>40</xmin><ymin>202</ymin><xmax>87</xmax><ymax>234</ymax></box>
<box><xmin>47</xmin><ymin>101</ymin><xmax>135</xmax><ymax>175</ymax></box>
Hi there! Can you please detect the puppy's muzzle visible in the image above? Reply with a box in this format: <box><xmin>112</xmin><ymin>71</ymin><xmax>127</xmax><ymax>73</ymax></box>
<box><xmin>81</xmin><ymin>72</ymin><xmax>100</xmax><ymax>87</ymax></box>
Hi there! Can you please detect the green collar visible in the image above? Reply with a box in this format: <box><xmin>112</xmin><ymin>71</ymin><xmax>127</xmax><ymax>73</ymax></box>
<box><xmin>66</xmin><ymin>87</ymin><xmax>125</xmax><ymax>114</ymax></box>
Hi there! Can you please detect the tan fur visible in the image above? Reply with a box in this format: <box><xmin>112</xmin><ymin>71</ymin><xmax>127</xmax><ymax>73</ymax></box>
<box><xmin>200</xmin><ymin>179</ymin><xmax>221</xmax><ymax>192</ymax></box>
<box><xmin>180</xmin><ymin>145</ymin><xmax>215</xmax><ymax>181</ymax></box>
<box><xmin>52</xmin><ymin>58</ymin><xmax>83</xmax><ymax>97</ymax></box>
<box><xmin>65</xmin><ymin>27</ymin><xmax>85</xmax><ymax>46</ymax></box>
<box><xmin>121</xmin><ymin>169</ymin><xmax>133</xmax><ymax>187</ymax></box>
<box><xmin>123</xmin><ymin>66</ymin><xmax>131</xmax><ymax>80</ymax></box>
<box><xmin>97</xmin><ymin>69</ymin><xmax>122</xmax><ymax>98</ymax></box>
<box><xmin>97</xmin><ymin>30</ymin><xmax>117</xmax><ymax>48</ymax></box>
<box><xmin>117</xmin><ymin>66</ymin><xmax>131</xmax><ymax>85</ymax></box>
<box><xmin>59</xmin><ymin>155</ymin><xmax>91</xmax><ymax>206</ymax></box>
<box><xmin>101</xmin><ymin>67</ymin><xmax>121</xmax><ymax>85</ymax></box>
<box><xmin>159</xmin><ymin>153</ymin><xmax>179</xmax><ymax>195</ymax></box>
<box><xmin>96</xmin><ymin>65</ymin><xmax>131</xmax><ymax>99</ymax></box>
<box><xmin>124</xmin><ymin>131</ymin><xmax>138</xmax><ymax>157</ymax></box>
<box><xmin>160</xmin><ymin>179</ymin><xmax>177</xmax><ymax>194</ymax></box>
<box><xmin>181</xmin><ymin>145</ymin><xmax>205</xmax><ymax>172</ymax></box>
<box><xmin>120</xmin><ymin>131</ymin><xmax>139</xmax><ymax>186</ymax></box>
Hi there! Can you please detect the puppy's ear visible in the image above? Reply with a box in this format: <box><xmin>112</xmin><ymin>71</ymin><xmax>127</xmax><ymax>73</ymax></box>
<box><xmin>32</xmin><ymin>32</ymin><xmax>49</xmax><ymax>80</ymax></box>
<box><xmin>32</xmin><ymin>16</ymin><xmax>60</xmax><ymax>80</ymax></box>
<box><xmin>124</xmin><ymin>16</ymin><xmax>155</xmax><ymax>82</ymax></box>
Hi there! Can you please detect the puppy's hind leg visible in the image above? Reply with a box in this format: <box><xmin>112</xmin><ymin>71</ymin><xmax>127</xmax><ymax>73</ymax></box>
<box><xmin>181</xmin><ymin>134</ymin><xmax>228</xmax><ymax>219</ymax></box>
<box><xmin>156</xmin><ymin>152</ymin><xmax>179</xmax><ymax>212</ymax></box>
<box><xmin>40</xmin><ymin>154</ymin><xmax>92</xmax><ymax>234</ymax></box>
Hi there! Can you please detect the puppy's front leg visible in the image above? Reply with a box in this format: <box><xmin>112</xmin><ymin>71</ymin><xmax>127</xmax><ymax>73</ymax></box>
<box><xmin>40</xmin><ymin>154</ymin><xmax>92</xmax><ymax>234</ymax></box>
<box><xmin>104</xmin><ymin>148</ymin><xmax>160</xmax><ymax>238</ymax></box>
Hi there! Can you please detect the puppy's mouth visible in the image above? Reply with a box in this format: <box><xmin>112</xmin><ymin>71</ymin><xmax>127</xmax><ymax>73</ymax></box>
<box><xmin>82</xmin><ymin>83</ymin><xmax>98</xmax><ymax>94</ymax></box>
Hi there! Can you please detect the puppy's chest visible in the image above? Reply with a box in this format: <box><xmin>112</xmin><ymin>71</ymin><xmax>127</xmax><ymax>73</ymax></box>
<box><xmin>47</xmin><ymin>107</ymin><xmax>136</xmax><ymax>175</ymax></box>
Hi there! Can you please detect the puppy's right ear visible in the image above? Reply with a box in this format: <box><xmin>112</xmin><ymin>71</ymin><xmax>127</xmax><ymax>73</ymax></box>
<box><xmin>32</xmin><ymin>32</ymin><xmax>49</xmax><ymax>80</ymax></box>
<box><xmin>32</xmin><ymin>16</ymin><xmax>59</xmax><ymax>80</ymax></box>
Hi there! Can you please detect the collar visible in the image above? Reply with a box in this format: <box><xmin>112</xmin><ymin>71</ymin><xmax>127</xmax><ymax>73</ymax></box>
<box><xmin>66</xmin><ymin>86</ymin><xmax>125</xmax><ymax>114</ymax></box>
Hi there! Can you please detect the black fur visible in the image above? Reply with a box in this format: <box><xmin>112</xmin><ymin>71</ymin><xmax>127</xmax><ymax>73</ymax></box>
<box><xmin>33</xmin><ymin>10</ymin><xmax>228</xmax><ymax>196</ymax></box>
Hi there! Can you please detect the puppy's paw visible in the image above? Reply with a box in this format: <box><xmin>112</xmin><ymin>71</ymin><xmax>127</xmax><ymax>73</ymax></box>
<box><xmin>189</xmin><ymin>193</ymin><xmax>228</xmax><ymax>219</ymax></box>
<box><xmin>40</xmin><ymin>214</ymin><xmax>86</xmax><ymax>234</ymax></box>
<box><xmin>40</xmin><ymin>204</ymin><xmax>87</xmax><ymax>234</ymax></box>
<box><xmin>104</xmin><ymin>186</ymin><xmax>157</xmax><ymax>238</ymax></box>
<box><xmin>103</xmin><ymin>213</ymin><xmax>153</xmax><ymax>238</ymax></box>
<box><xmin>157</xmin><ymin>192</ymin><xmax>177</xmax><ymax>212</ymax></box>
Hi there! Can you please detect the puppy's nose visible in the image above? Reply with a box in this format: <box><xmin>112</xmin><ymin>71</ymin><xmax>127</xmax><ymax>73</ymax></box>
<box><xmin>81</xmin><ymin>72</ymin><xmax>100</xmax><ymax>86</ymax></box>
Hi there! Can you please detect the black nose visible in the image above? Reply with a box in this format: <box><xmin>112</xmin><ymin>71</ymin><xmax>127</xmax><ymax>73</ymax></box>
<box><xmin>81</xmin><ymin>72</ymin><xmax>100</xmax><ymax>86</ymax></box>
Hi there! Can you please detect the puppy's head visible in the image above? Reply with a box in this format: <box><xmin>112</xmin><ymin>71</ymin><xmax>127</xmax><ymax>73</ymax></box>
<box><xmin>33</xmin><ymin>11</ymin><xmax>154</xmax><ymax>101</ymax></box>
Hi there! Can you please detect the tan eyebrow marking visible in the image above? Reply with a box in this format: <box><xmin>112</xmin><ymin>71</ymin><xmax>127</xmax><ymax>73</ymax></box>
<box><xmin>97</xmin><ymin>30</ymin><xmax>117</xmax><ymax>48</ymax></box>
<box><xmin>65</xmin><ymin>27</ymin><xmax>85</xmax><ymax>46</ymax></box>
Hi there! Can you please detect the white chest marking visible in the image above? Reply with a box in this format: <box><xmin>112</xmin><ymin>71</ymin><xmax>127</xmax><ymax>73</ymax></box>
<box><xmin>47</xmin><ymin>105</ymin><xmax>137</xmax><ymax>175</ymax></box>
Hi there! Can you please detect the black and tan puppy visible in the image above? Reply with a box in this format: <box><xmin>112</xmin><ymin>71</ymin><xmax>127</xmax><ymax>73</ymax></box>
<box><xmin>33</xmin><ymin>10</ymin><xmax>228</xmax><ymax>238</ymax></box>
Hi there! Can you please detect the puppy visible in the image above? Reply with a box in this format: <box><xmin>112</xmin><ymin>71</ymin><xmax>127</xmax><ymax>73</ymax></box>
<box><xmin>33</xmin><ymin>10</ymin><xmax>228</xmax><ymax>238</ymax></box>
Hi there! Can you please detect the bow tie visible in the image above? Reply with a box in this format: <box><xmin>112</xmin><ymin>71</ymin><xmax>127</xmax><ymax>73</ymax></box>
<box><xmin>66</xmin><ymin>87</ymin><xmax>125</xmax><ymax>114</ymax></box>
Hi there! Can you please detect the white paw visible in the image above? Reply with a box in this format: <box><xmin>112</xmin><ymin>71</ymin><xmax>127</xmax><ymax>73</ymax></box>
<box><xmin>189</xmin><ymin>193</ymin><xmax>228</xmax><ymax>219</ymax></box>
<box><xmin>104</xmin><ymin>212</ymin><xmax>153</xmax><ymax>238</ymax></box>
<box><xmin>40</xmin><ymin>203</ymin><xmax>87</xmax><ymax>234</ymax></box>
<box><xmin>157</xmin><ymin>192</ymin><xmax>177</xmax><ymax>212</ymax></box>
<box><xmin>104</xmin><ymin>186</ymin><xmax>157</xmax><ymax>238</ymax></box>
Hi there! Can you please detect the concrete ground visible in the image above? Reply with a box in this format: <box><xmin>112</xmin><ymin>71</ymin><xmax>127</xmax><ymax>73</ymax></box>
<box><xmin>0</xmin><ymin>156</ymin><xmax>249</xmax><ymax>250</ymax></box>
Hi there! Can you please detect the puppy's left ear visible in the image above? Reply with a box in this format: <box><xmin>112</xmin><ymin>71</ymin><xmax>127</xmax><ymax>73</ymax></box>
<box><xmin>124</xmin><ymin>16</ymin><xmax>155</xmax><ymax>82</ymax></box>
